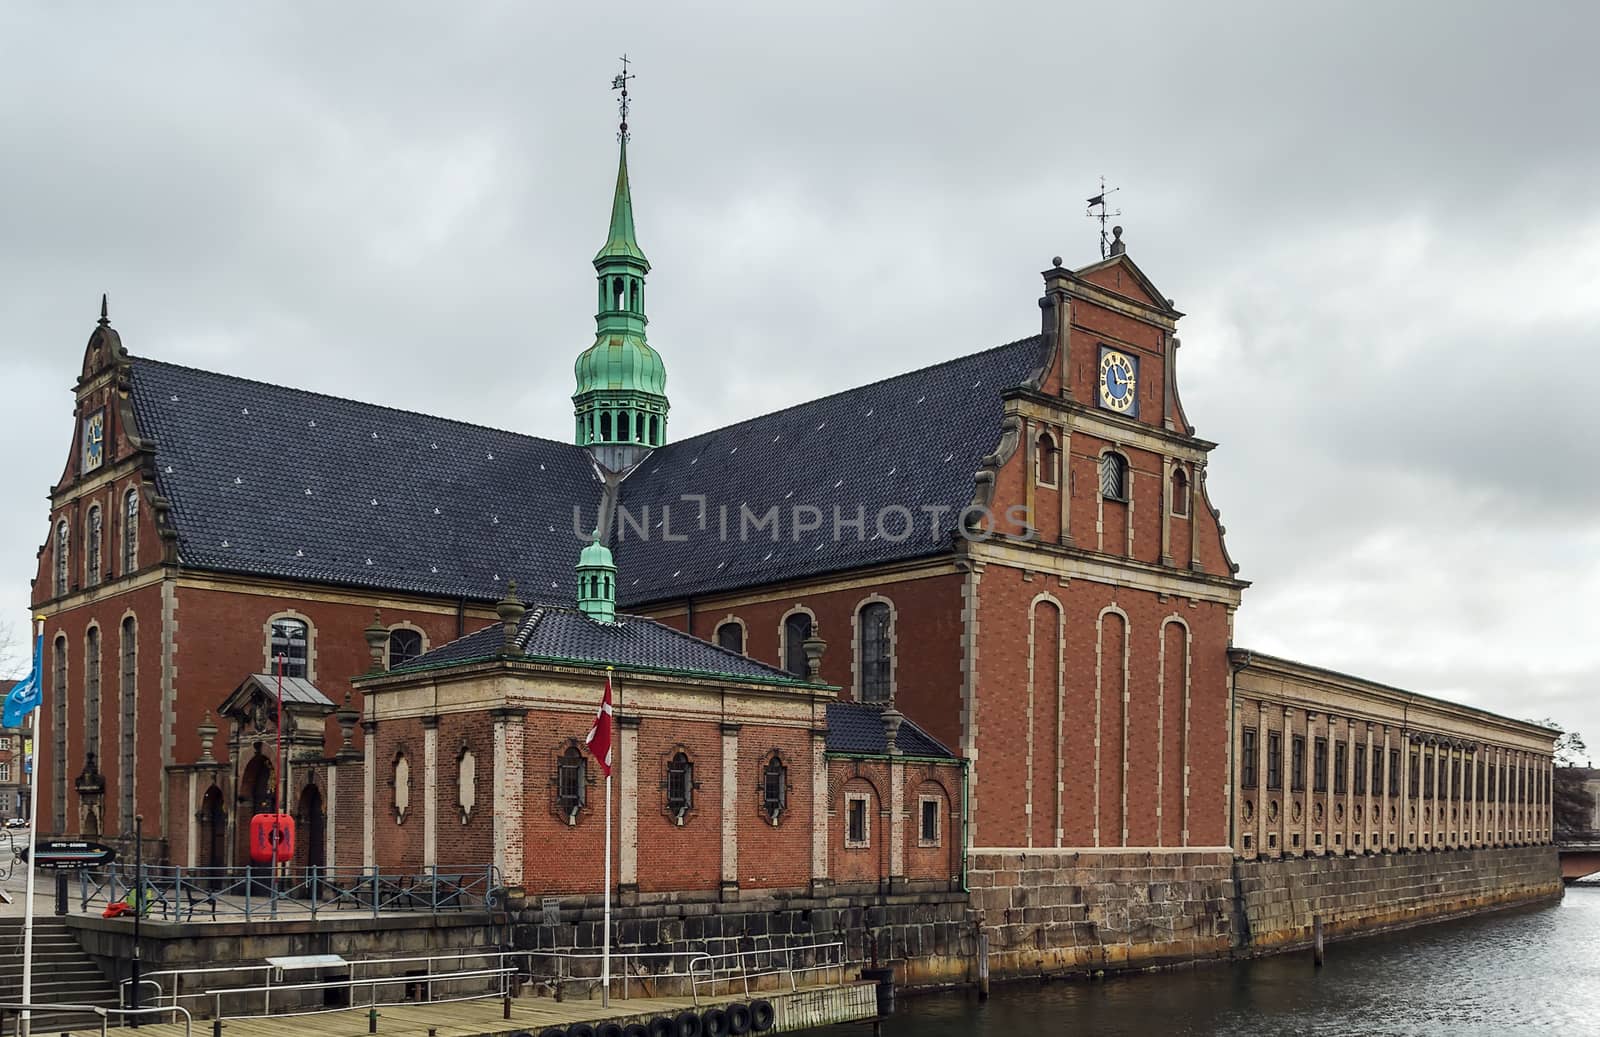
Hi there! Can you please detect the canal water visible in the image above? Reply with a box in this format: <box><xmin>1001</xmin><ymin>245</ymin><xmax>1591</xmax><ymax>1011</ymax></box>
<box><xmin>814</xmin><ymin>885</ymin><xmax>1600</xmax><ymax>1036</ymax></box>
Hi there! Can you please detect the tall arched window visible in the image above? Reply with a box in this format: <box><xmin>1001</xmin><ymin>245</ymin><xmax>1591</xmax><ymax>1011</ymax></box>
<box><xmin>1100</xmin><ymin>452</ymin><xmax>1128</xmax><ymax>501</ymax></box>
<box><xmin>557</xmin><ymin>745</ymin><xmax>587</xmax><ymax>823</ymax></box>
<box><xmin>54</xmin><ymin>521</ymin><xmax>69</xmax><ymax>598</ymax></box>
<box><xmin>858</xmin><ymin>602</ymin><xmax>893</xmax><ymax>704</ymax></box>
<box><xmin>119</xmin><ymin>617</ymin><xmax>136</xmax><ymax>833</ymax></box>
<box><xmin>85</xmin><ymin>507</ymin><xmax>102</xmax><ymax>587</ymax></box>
<box><xmin>761</xmin><ymin>753</ymin><xmax>788</xmax><ymax>825</ymax></box>
<box><xmin>1170</xmin><ymin>466</ymin><xmax>1190</xmax><ymax>518</ymax></box>
<box><xmin>783</xmin><ymin>612</ymin><xmax>813</xmax><ymax>678</ymax></box>
<box><xmin>123</xmin><ymin>489</ymin><xmax>139</xmax><ymax>575</ymax></box>
<box><xmin>666</xmin><ymin>752</ymin><xmax>695</xmax><ymax>822</ymax></box>
<box><xmin>1036</xmin><ymin>431</ymin><xmax>1060</xmax><ymax>488</ymax></box>
<box><xmin>387</xmin><ymin>628</ymin><xmax>423</xmax><ymax>668</ymax></box>
<box><xmin>84</xmin><ymin>627</ymin><xmax>101</xmax><ymax>763</ymax></box>
<box><xmin>269</xmin><ymin>618</ymin><xmax>309</xmax><ymax>678</ymax></box>
<box><xmin>716</xmin><ymin>621</ymin><xmax>745</xmax><ymax>656</ymax></box>
<box><xmin>52</xmin><ymin>635</ymin><xmax>67</xmax><ymax>829</ymax></box>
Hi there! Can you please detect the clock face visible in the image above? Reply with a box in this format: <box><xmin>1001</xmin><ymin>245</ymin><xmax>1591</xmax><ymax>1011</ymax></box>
<box><xmin>1098</xmin><ymin>347</ymin><xmax>1139</xmax><ymax>416</ymax></box>
<box><xmin>82</xmin><ymin>410</ymin><xmax>106</xmax><ymax>471</ymax></box>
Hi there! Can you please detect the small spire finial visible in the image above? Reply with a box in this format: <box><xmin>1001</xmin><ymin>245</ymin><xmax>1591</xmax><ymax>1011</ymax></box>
<box><xmin>98</xmin><ymin>293</ymin><xmax>110</xmax><ymax>327</ymax></box>
<box><xmin>612</xmin><ymin>54</ymin><xmax>635</xmax><ymax>142</ymax></box>
<box><xmin>1110</xmin><ymin>225</ymin><xmax>1126</xmax><ymax>256</ymax></box>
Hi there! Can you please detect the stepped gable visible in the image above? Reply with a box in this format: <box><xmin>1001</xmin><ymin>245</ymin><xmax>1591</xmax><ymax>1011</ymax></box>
<box><xmin>396</xmin><ymin>605</ymin><xmax>821</xmax><ymax>687</ymax></box>
<box><xmin>128</xmin><ymin>358</ymin><xmax>600</xmax><ymax>600</ymax></box>
<box><xmin>613</xmin><ymin>335</ymin><xmax>1048</xmax><ymax>605</ymax></box>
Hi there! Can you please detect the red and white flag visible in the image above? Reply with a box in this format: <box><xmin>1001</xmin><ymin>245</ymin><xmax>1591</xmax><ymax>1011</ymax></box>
<box><xmin>585</xmin><ymin>671</ymin><xmax>614</xmax><ymax>778</ymax></box>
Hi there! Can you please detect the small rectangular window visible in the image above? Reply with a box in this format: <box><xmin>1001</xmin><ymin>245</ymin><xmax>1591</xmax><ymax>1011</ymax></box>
<box><xmin>846</xmin><ymin>795</ymin><xmax>869</xmax><ymax>847</ymax></box>
<box><xmin>920</xmin><ymin>799</ymin><xmax>939</xmax><ymax>845</ymax></box>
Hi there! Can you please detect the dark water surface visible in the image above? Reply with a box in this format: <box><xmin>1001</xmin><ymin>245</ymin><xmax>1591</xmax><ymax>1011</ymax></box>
<box><xmin>812</xmin><ymin>886</ymin><xmax>1600</xmax><ymax>1036</ymax></box>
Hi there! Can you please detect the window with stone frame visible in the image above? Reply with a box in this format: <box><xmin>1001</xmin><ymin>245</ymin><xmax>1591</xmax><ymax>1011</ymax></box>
<box><xmin>1266</xmin><ymin>731</ymin><xmax>1282</xmax><ymax>790</ymax></box>
<box><xmin>85</xmin><ymin>506</ymin><xmax>102</xmax><ymax>587</ymax></box>
<box><xmin>1241</xmin><ymin>728</ymin><xmax>1258</xmax><ymax>788</ymax></box>
<box><xmin>1170</xmin><ymin>465</ymin><xmax>1190</xmax><ymax>518</ymax></box>
<box><xmin>1373</xmin><ymin>746</ymin><xmax>1385</xmax><ymax>797</ymax></box>
<box><xmin>1334</xmin><ymin>741</ymin><xmax>1347</xmax><ymax>795</ymax></box>
<box><xmin>716</xmin><ymin>621</ymin><xmax>745</xmax><ymax>656</ymax></box>
<box><xmin>1354</xmin><ymin>744</ymin><xmax>1368</xmax><ymax>795</ymax></box>
<box><xmin>1099</xmin><ymin>452</ymin><xmax>1128</xmax><ymax>502</ymax></box>
<box><xmin>1313</xmin><ymin>737</ymin><xmax>1328</xmax><ymax>793</ymax></box>
<box><xmin>269</xmin><ymin>618</ymin><xmax>309</xmax><ymax>678</ymax></box>
<box><xmin>1410</xmin><ymin>752</ymin><xmax>1420</xmax><ymax>797</ymax></box>
<box><xmin>1036</xmin><ymin>430</ymin><xmax>1061</xmax><ymax>488</ymax></box>
<box><xmin>54</xmin><ymin>520</ymin><xmax>69</xmax><ymax>598</ymax></box>
<box><xmin>123</xmin><ymin>488</ymin><xmax>139</xmax><ymax>575</ymax></box>
<box><xmin>666</xmin><ymin>751</ymin><xmax>695</xmax><ymax>823</ymax></box>
<box><xmin>1476</xmin><ymin>760</ymin><xmax>1485</xmax><ymax>802</ymax></box>
<box><xmin>556</xmin><ymin>744</ymin><xmax>587</xmax><ymax>823</ymax></box>
<box><xmin>1424</xmin><ymin>757</ymin><xmax>1434</xmax><ymax>798</ymax></box>
<box><xmin>845</xmin><ymin>791</ymin><xmax>870</xmax><ymax>848</ymax></box>
<box><xmin>857</xmin><ymin>602</ymin><xmax>893</xmax><ymax>704</ymax></box>
<box><xmin>1389</xmin><ymin>749</ymin><xmax>1401</xmax><ymax>797</ymax></box>
<box><xmin>119</xmin><ymin>617</ymin><xmax>136</xmax><ymax>832</ymax></box>
<box><xmin>919</xmin><ymin>796</ymin><xmax>941</xmax><ymax>846</ymax></box>
<box><xmin>1290</xmin><ymin>735</ymin><xmax>1306</xmax><ymax>792</ymax></box>
<box><xmin>760</xmin><ymin>752</ymin><xmax>787</xmax><ymax>825</ymax></box>
<box><xmin>84</xmin><ymin>626</ymin><xmax>101</xmax><ymax>761</ymax></box>
<box><xmin>783</xmin><ymin>612</ymin><xmax>813</xmax><ymax>677</ymax></box>
<box><xmin>387</xmin><ymin>628</ymin><xmax>424</xmax><ymax>668</ymax></box>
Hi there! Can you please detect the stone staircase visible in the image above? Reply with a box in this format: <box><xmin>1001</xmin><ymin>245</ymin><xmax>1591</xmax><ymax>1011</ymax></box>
<box><xmin>0</xmin><ymin>918</ymin><xmax>122</xmax><ymax>1033</ymax></box>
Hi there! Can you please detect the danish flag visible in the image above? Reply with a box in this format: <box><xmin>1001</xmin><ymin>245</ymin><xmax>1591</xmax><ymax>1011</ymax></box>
<box><xmin>585</xmin><ymin>671</ymin><xmax>614</xmax><ymax>778</ymax></box>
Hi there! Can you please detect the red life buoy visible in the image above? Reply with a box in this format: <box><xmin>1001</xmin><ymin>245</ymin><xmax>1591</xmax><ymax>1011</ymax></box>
<box><xmin>249</xmin><ymin>813</ymin><xmax>296</xmax><ymax>863</ymax></box>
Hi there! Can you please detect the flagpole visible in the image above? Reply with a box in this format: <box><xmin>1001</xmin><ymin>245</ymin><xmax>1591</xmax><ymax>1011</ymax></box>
<box><xmin>602</xmin><ymin>666</ymin><xmax>613</xmax><ymax>1010</ymax></box>
<box><xmin>20</xmin><ymin>614</ymin><xmax>45</xmax><ymax>1037</ymax></box>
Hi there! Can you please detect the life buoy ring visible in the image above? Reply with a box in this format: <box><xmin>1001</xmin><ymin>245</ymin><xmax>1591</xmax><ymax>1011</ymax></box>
<box><xmin>648</xmin><ymin>1018</ymin><xmax>675</xmax><ymax>1037</ymax></box>
<box><xmin>725</xmin><ymin>1004</ymin><xmax>752</xmax><ymax>1036</ymax></box>
<box><xmin>749</xmin><ymin>1001</ymin><xmax>775</xmax><ymax>1033</ymax></box>
<box><xmin>700</xmin><ymin>1007</ymin><xmax>729</xmax><ymax>1037</ymax></box>
<box><xmin>673</xmin><ymin>1011</ymin><xmax>703</xmax><ymax>1037</ymax></box>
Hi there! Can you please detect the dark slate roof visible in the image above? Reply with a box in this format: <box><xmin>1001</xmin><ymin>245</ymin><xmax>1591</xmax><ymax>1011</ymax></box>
<box><xmin>130</xmin><ymin>359</ymin><xmax>601</xmax><ymax>601</ymax></box>
<box><xmin>825</xmin><ymin>702</ymin><xmax>955</xmax><ymax>758</ymax></box>
<box><xmin>127</xmin><ymin>334</ymin><xmax>1047</xmax><ymax>606</ymax></box>
<box><xmin>233</xmin><ymin>674</ymin><xmax>334</xmax><ymax>707</ymax></box>
<box><xmin>392</xmin><ymin>606</ymin><xmax>821</xmax><ymax>687</ymax></box>
<box><xmin>613</xmin><ymin>336</ymin><xmax>1047</xmax><ymax>604</ymax></box>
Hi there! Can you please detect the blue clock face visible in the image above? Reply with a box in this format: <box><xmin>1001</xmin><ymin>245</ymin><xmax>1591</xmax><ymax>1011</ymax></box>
<box><xmin>1098</xmin><ymin>348</ymin><xmax>1139</xmax><ymax>416</ymax></box>
<box><xmin>83</xmin><ymin>410</ymin><xmax>106</xmax><ymax>471</ymax></box>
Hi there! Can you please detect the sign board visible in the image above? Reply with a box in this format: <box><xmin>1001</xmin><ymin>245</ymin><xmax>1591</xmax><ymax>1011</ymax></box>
<box><xmin>23</xmin><ymin>839</ymin><xmax>117</xmax><ymax>870</ymax></box>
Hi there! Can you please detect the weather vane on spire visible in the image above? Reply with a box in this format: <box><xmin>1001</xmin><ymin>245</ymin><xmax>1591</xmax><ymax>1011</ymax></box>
<box><xmin>612</xmin><ymin>54</ymin><xmax>635</xmax><ymax>142</ymax></box>
<box><xmin>1086</xmin><ymin>177</ymin><xmax>1122</xmax><ymax>259</ymax></box>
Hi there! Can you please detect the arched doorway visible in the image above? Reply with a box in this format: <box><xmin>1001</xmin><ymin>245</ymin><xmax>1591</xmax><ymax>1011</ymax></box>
<box><xmin>296</xmin><ymin>780</ymin><xmax>325</xmax><ymax>873</ymax></box>
<box><xmin>198</xmin><ymin>785</ymin><xmax>227</xmax><ymax>880</ymax></box>
<box><xmin>236</xmin><ymin>750</ymin><xmax>276</xmax><ymax>870</ymax></box>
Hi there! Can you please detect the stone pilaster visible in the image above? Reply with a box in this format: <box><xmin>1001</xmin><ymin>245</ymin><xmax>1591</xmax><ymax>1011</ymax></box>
<box><xmin>361</xmin><ymin>719</ymin><xmax>377</xmax><ymax>869</ymax></box>
<box><xmin>326</xmin><ymin>761</ymin><xmax>338</xmax><ymax>871</ymax></box>
<box><xmin>720</xmin><ymin>722</ymin><xmax>740</xmax><ymax>899</ymax></box>
<box><xmin>619</xmin><ymin>714</ymin><xmax>641</xmax><ymax>895</ymax></box>
<box><xmin>490</xmin><ymin>708</ymin><xmax>527</xmax><ymax>887</ymax></box>
<box><xmin>810</xmin><ymin>726</ymin><xmax>829</xmax><ymax>893</ymax></box>
<box><xmin>422</xmin><ymin>715</ymin><xmax>439</xmax><ymax>869</ymax></box>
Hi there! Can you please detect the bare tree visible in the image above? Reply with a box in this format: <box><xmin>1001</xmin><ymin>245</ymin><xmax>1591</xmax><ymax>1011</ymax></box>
<box><xmin>0</xmin><ymin>617</ymin><xmax>27</xmax><ymax>680</ymax></box>
<box><xmin>1533</xmin><ymin>718</ymin><xmax>1598</xmax><ymax>840</ymax></box>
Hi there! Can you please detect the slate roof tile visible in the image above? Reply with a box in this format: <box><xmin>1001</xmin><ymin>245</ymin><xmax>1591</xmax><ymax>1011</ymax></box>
<box><xmin>824</xmin><ymin>701</ymin><xmax>954</xmax><ymax>758</ymax></box>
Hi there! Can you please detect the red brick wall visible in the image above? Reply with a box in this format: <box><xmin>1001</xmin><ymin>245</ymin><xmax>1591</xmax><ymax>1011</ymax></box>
<box><xmin>433</xmin><ymin>713</ymin><xmax>495</xmax><ymax>870</ymax></box>
<box><xmin>332</xmin><ymin>758</ymin><xmax>364</xmax><ymax>869</ymax></box>
<box><xmin>632</xmin><ymin>719</ymin><xmax>722</xmax><ymax>894</ymax></box>
<box><xmin>370</xmin><ymin>716</ymin><xmax>425</xmax><ymax>873</ymax></box>
<box><xmin>736</xmin><ymin>726</ymin><xmax>813</xmax><ymax>890</ymax></box>
<box><xmin>829</xmin><ymin>766</ymin><xmax>889</xmax><ymax>885</ymax></box>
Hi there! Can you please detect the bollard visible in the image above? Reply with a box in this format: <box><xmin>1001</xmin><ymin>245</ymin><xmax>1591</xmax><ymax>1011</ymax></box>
<box><xmin>1312</xmin><ymin>915</ymin><xmax>1325</xmax><ymax>968</ymax></box>
<box><xmin>55</xmin><ymin>873</ymin><xmax>69</xmax><ymax>916</ymax></box>
<box><xmin>977</xmin><ymin>930</ymin><xmax>991</xmax><ymax>1002</ymax></box>
<box><xmin>503</xmin><ymin>993</ymin><xmax>511</xmax><ymax>1021</ymax></box>
<box><xmin>860</xmin><ymin>967</ymin><xmax>895</xmax><ymax>1019</ymax></box>
<box><xmin>368</xmin><ymin>1008</ymin><xmax>378</xmax><ymax>1035</ymax></box>
<box><xmin>213</xmin><ymin>1018</ymin><xmax>222</xmax><ymax>1037</ymax></box>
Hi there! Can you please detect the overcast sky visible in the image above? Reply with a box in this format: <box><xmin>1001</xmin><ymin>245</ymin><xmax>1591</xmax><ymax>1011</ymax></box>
<box><xmin>2</xmin><ymin>2</ymin><xmax>1596</xmax><ymax>751</ymax></box>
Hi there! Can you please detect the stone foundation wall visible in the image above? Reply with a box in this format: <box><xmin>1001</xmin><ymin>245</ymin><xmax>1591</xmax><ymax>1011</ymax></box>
<box><xmin>966</xmin><ymin>848</ymin><xmax>1236</xmax><ymax>978</ymax></box>
<box><xmin>1234</xmin><ymin>844</ymin><xmax>1561</xmax><ymax>952</ymax></box>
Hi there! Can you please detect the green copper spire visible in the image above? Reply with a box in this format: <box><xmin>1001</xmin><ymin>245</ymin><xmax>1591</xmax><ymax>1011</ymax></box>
<box><xmin>575</xmin><ymin>536</ymin><xmax>618</xmax><ymax>624</ymax></box>
<box><xmin>574</xmin><ymin>65</ymin><xmax>668</xmax><ymax>471</ymax></box>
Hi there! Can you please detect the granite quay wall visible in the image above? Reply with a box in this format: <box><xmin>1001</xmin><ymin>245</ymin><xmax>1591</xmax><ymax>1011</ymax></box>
<box><xmin>1233</xmin><ymin>844</ymin><xmax>1562</xmax><ymax>952</ymax></box>
<box><xmin>966</xmin><ymin>848</ymin><xmax>1236</xmax><ymax>978</ymax></box>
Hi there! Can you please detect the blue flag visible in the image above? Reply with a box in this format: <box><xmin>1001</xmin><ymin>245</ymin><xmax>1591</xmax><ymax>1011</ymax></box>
<box><xmin>2</xmin><ymin>629</ymin><xmax>43</xmax><ymax>728</ymax></box>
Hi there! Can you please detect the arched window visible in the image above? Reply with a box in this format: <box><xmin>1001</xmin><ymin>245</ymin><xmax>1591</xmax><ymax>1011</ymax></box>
<box><xmin>269</xmin><ymin>618</ymin><xmax>309</xmax><ymax>678</ymax></box>
<box><xmin>612</xmin><ymin>277</ymin><xmax>625</xmax><ymax>310</ymax></box>
<box><xmin>119</xmin><ymin>617</ymin><xmax>136</xmax><ymax>833</ymax></box>
<box><xmin>619</xmin><ymin>412</ymin><xmax>632</xmax><ymax>442</ymax></box>
<box><xmin>1170</xmin><ymin>465</ymin><xmax>1190</xmax><ymax>518</ymax></box>
<box><xmin>858</xmin><ymin>602</ymin><xmax>893</xmax><ymax>704</ymax></box>
<box><xmin>387</xmin><ymin>628</ymin><xmax>424</xmax><ymax>669</ymax></box>
<box><xmin>600</xmin><ymin>412</ymin><xmax>613</xmax><ymax>440</ymax></box>
<box><xmin>123</xmin><ymin>489</ymin><xmax>139</xmax><ymax>574</ymax></box>
<box><xmin>557</xmin><ymin>745</ymin><xmax>587</xmax><ymax>823</ymax></box>
<box><xmin>1100</xmin><ymin>452</ymin><xmax>1128</xmax><ymax>502</ymax></box>
<box><xmin>84</xmin><ymin>626</ymin><xmax>101</xmax><ymax>762</ymax></box>
<box><xmin>85</xmin><ymin>507</ymin><xmax>102</xmax><ymax>587</ymax></box>
<box><xmin>761</xmin><ymin>753</ymin><xmax>788</xmax><ymax>825</ymax></box>
<box><xmin>783</xmin><ymin>612</ymin><xmax>813</xmax><ymax>678</ymax></box>
<box><xmin>1036</xmin><ymin>431</ymin><xmax>1060</xmax><ymax>488</ymax></box>
<box><xmin>666</xmin><ymin>751</ymin><xmax>694</xmax><ymax>822</ymax></box>
<box><xmin>716</xmin><ymin>621</ymin><xmax>745</xmax><ymax>655</ymax></box>
<box><xmin>54</xmin><ymin>521</ymin><xmax>69</xmax><ymax>597</ymax></box>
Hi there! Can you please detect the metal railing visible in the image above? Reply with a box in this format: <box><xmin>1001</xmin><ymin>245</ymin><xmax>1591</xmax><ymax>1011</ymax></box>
<box><xmin>125</xmin><ymin>949</ymin><xmax>528</xmax><ymax>1017</ymax></box>
<box><xmin>207</xmin><ymin>964</ymin><xmax>517</xmax><ymax>1022</ymax></box>
<box><xmin>523</xmin><ymin>949</ymin><xmax>701</xmax><ymax>1002</ymax></box>
<box><xmin>0</xmin><ymin>1002</ymin><xmax>192</xmax><ymax>1037</ymax></box>
<box><xmin>73</xmin><ymin>864</ymin><xmax>502</xmax><ymax>921</ymax></box>
<box><xmin>688</xmin><ymin>941</ymin><xmax>847</xmax><ymax>1005</ymax></box>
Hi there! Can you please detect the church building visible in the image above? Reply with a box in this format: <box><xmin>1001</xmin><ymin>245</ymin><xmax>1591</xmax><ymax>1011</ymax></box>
<box><xmin>25</xmin><ymin>98</ymin><xmax>1553</xmax><ymax>900</ymax></box>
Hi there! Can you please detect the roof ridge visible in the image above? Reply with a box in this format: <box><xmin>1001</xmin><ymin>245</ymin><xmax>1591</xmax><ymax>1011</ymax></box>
<box><xmin>130</xmin><ymin>355</ymin><xmax>583</xmax><ymax>451</ymax></box>
<box><xmin>659</xmin><ymin>334</ymin><xmax>1044</xmax><ymax>452</ymax></box>
<box><xmin>514</xmin><ymin>606</ymin><xmax>548</xmax><ymax>652</ymax></box>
